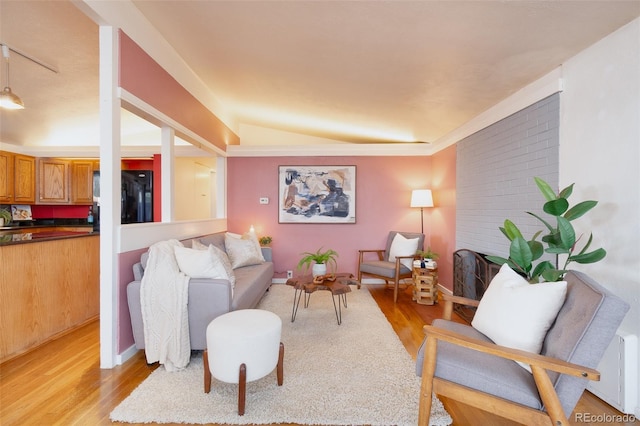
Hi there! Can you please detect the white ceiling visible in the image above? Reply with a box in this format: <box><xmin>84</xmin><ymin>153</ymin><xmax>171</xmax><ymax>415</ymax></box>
<box><xmin>0</xmin><ymin>0</ymin><xmax>639</xmax><ymax>151</ymax></box>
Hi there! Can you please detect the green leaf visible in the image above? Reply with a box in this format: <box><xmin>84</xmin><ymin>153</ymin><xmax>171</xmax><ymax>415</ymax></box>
<box><xmin>510</xmin><ymin>237</ymin><xmax>533</xmax><ymax>272</ymax></box>
<box><xmin>542</xmin><ymin>268</ymin><xmax>566</xmax><ymax>282</ymax></box>
<box><xmin>543</xmin><ymin>198</ymin><xmax>569</xmax><ymax>216</ymax></box>
<box><xmin>531</xmin><ymin>261</ymin><xmax>555</xmax><ymax>282</ymax></box>
<box><xmin>564</xmin><ymin>200</ymin><xmax>597</xmax><ymax>221</ymax></box>
<box><xmin>542</xmin><ymin>231</ymin><xmax>563</xmax><ymax>248</ymax></box>
<box><xmin>485</xmin><ymin>255</ymin><xmax>509</xmax><ymax>265</ymax></box>
<box><xmin>527</xmin><ymin>211</ymin><xmax>555</xmax><ymax>232</ymax></box>
<box><xmin>529</xmin><ymin>240</ymin><xmax>544</xmax><ymax>261</ymax></box>
<box><xmin>534</xmin><ymin>177</ymin><xmax>557</xmax><ymax>202</ymax></box>
<box><xmin>506</xmin><ymin>260</ymin><xmax>528</xmax><ymax>276</ymax></box>
<box><xmin>503</xmin><ymin>219</ymin><xmax>523</xmax><ymax>240</ymax></box>
<box><xmin>546</xmin><ymin>247</ymin><xmax>570</xmax><ymax>254</ymax></box>
<box><xmin>577</xmin><ymin>233</ymin><xmax>594</xmax><ymax>255</ymax></box>
<box><xmin>570</xmin><ymin>248</ymin><xmax>607</xmax><ymax>264</ymax></box>
<box><xmin>557</xmin><ymin>216</ymin><xmax>576</xmax><ymax>249</ymax></box>
<box><xmin>558</xmin><ymin>183</ymin><xmax>574</xmax><ymax>200</ymax></box>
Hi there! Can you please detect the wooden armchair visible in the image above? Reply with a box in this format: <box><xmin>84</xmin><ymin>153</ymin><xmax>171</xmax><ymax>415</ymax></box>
<box><xmin>416</xmin><ymin>270</ymin><xmax>630</xmax><ymax>426</ymax></box>
<box><xmin>357</xmin><ymin>231</ymin><xmax>424</xmax><ymax>302</ymax></box>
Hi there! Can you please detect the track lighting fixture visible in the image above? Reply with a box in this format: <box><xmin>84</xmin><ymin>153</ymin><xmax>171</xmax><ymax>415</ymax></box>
<box><xmin>1</xmin><ymin>44</ymin><xmax>24</xmax><ymax>110</ymax></box>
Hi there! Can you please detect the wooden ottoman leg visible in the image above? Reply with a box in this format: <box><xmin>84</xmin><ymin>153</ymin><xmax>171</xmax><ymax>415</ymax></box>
<box><xmin>203</xmin><ymin>349</ymin><xmax>212</xmax><ymax>393</ymax></box>
<box><xmin>277</xmin><ymin>342</ymin><xmax>284</xmax><ymax>386</ymax></box>
<box><xmin>238</xmin><ymin>363</ymin><xmax>246</xmax><ymax>416</ymax></box>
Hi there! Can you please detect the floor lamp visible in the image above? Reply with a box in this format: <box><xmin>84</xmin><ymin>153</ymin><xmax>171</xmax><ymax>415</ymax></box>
<box><xmin>410</xmin><ymin>189</ymin><xmax>433</xmax><ymax>234</ymax></box>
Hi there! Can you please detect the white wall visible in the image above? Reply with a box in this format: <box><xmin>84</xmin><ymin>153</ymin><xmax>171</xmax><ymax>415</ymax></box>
<box><xmin>173</xmin><ymin>157</ymin><xmax>216</xmax><ymax>220</ymax></box>
<box><xmin>560</xmin><ymin>18</ymin><xmax>640</xmax><ymax>416</ymax></box>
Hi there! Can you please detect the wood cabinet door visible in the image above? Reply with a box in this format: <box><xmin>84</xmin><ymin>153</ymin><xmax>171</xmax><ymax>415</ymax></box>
<box><xmin>13</xmin><ymin>154</ymin><xmax>36</xmax><ymax>204</ymax></box>
<box><xmin>70</xmin><ymin>161</ymin><xmax>94</xmax><ymax>204</ymax></box>
<box><xmin>0</xmin><ymin>151</ymin><xmax>15</xmax><ymax>203</ymax></box>
<box><xmin>38</xmin><ymin>158</ymin><xmax>70</xmax><ymax>204</ymax></box>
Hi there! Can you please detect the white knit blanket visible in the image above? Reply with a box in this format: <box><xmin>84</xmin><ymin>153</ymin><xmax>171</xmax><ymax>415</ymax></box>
<box><xmin>140</xmin><ymin>239</ymin><xmax>191</xmax><ymax>372</ymax></box>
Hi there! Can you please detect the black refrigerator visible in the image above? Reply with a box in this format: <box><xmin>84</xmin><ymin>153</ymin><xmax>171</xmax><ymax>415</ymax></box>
<box><xmin>93</xmin><ymin>170</ymin><xmax>154</xmax><ymax>226</ymax></box>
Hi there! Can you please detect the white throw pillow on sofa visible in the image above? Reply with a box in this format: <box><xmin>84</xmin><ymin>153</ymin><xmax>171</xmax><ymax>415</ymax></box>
<box><xmin>471</xmin><ymin>263</ymin><xmax>567</xmax><ymax>357</ymax></box>
<box><xmin>225</xmin><ymin>233</ymin><xmax>264</xmax><ymax>269</ymax></box>
<box><xmin>174</xmin><ymin>245</ymin><xmax>230</xmax><ymax>281</ymax></box>
<box><xmin>191</xmin><ymin>239</ymin><xmax>208</xmax><ymax>250</ymax></box>
<box><xmin>388</xmin><ymin>233</ymin><xmax>419</xmax><ymax>270</ymax></box>
<box><xmin>210</xmin><ymin>244</ymin><xmax>236</xmax><ymax>289</ymax></box>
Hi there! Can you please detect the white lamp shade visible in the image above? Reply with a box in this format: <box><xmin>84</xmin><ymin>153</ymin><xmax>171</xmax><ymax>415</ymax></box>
<box><xmin>410</xmin><ymin>189</ymin><xmax>433</xmax><ymax>208</ymax></box>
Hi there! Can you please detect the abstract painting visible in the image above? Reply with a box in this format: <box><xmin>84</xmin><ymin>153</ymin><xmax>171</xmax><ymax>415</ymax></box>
<box><xmin>279</xmin><ymin>165</ymin><xmax>356</xmax><ymax>223</ymax></box>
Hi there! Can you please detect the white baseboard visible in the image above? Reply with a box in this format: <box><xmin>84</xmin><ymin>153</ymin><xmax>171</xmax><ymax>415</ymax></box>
<box><xmin>116</xmin><ymin>344</ymin><xmax>140</xmax><ymax>366</ymax></box>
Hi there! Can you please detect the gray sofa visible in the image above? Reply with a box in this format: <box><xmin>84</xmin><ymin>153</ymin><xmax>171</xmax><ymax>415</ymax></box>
<box><xmin>127</xmin><ymin>232</ymin><xmax>274</xmax><ymax>350</ymax></box>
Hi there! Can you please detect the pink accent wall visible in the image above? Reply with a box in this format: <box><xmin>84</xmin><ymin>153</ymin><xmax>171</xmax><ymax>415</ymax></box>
<box><xmin>117</xmin><ymin>249</ymin><xmax>147</xmax><ymax>352</ymax></box>
<box><xmin>118</xmin><ymin>32</ymin><xmax>239</xmax><ymax>150</ymax></box>
<box><xmin>227</xmin><ymin>156</ymin><xmax>433</xmax><ymax>279</ymax></box>
<box><xmin>430</xmin><ymin>145</ymin><xmax>457</xmax><ymax>291</ymax></box>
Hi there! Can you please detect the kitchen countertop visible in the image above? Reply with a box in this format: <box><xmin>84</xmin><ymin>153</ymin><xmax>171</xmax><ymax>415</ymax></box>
<box><xmin>0</xmin><ymin>226</ymin><xmax>98</xmax><ymax>246</ymax></box>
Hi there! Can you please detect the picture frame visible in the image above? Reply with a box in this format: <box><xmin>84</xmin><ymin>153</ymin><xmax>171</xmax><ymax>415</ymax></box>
<box><xmin>279</xmin><ymin>165</ymin><xmax>356</xmax><ymax>224</ymax></box>
<box><xmin>11</xmin><ymin>204</ymin><xmax>33</xmax><ymax>221</ymax></box>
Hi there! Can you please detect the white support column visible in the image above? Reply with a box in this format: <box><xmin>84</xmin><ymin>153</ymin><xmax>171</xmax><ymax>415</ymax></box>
<box><xmin>215</xmin><ymin>156</ymin><xmax>227</xmax><ymax>219</ymax></box>
<box><xmin>99</xmin><ymin>26</ymin><xmax>121</xmax><ymax>369</ymax></box>
<box><xmin>161</xmin><ymin>125</ymin><xmax>175</xmax><ymax>222</ymax></box>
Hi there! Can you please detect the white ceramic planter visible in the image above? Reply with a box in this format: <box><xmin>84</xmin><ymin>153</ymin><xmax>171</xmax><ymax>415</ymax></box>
<box><xmin>312</xmin><ymin>263</ymin><xmax>327</xmax><ymax>277</ymax></box>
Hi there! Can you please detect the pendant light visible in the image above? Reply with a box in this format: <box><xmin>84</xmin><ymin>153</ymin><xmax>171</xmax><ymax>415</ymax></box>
<box><xmin>1</xmin><ymin>44</ymin><xmax>24</xmax><ymax>110</ymax></box>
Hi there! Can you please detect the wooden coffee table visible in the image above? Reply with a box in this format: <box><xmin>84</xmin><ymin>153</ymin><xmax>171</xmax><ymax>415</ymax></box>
<box><xmin>285</xmin><ymin>273</ymin><xmax>358</xmax><ymax>325</ymax></box>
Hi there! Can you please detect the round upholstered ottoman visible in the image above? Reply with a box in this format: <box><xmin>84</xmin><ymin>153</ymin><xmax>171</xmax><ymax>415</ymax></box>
<box><xmin>203</xmin><ymin>309</ymin><xmax>284</xmax><ymax>415</ymax></box>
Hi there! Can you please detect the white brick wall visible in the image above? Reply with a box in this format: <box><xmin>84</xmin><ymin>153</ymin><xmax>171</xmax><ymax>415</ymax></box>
<box><xmin>456</xmin><ymin>94</ymin><xmax>559</xmax><ymax>257</ymax></box>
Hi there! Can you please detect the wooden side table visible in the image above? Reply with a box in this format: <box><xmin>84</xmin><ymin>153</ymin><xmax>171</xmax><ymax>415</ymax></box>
<box><xmin>412</xmin><ymin>267</ymin><xmax>438</xmax><ymax>305</ymax></box>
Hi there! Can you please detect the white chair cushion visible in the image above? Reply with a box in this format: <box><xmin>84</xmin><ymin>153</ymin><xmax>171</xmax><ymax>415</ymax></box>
<box><xmin>472</xmin><ymin>263</ymin><xmax>567</xmax><ymax>356</ymax></box>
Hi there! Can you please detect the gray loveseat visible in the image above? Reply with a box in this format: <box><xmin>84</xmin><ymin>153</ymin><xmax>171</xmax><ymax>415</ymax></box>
<box><xmin>127</xmin><ymin>232</ymin><xmax>274</xmax><ymax>350</ymax></box>
<box><xmin>415</xmin><ymin>270</ymin><xmax>630</xmax><ymax>424</ymax></box>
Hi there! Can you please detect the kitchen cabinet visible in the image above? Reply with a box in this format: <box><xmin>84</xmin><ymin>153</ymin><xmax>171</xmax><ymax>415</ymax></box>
<box><xmin>0</xmin><ymin>233</ymin><xmax>99</xmax><ymax>363</ymax></box>
<box><xmin>0</xmin><ymin>151</ymin><xmax>14</xmax><ymax>202</ymax></box>
<box><xmin>70</xmin><ymin>160</ymin><xmax>94</xmax><ymax>204</ymax></box>
<box><xmin>0</xmin><ymin>151</ymin><xmax>36</xmax><ymax>204</ymax></box>
<box><xmin>37</xmin><ymin>158</ymin><xmax>70</xmax><ymax>204</ymax></box>
<box><xmin>13</xmin><ymin>154</ymin><xmax>36</xmax><ymax>203</ymax></box>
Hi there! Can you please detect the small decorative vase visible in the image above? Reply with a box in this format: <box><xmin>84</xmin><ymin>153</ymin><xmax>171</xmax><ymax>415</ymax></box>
<box><xmin>0</xmin><ymin>218</ymin><xmax>4</xmax><ymax>227</ymax></box>
<box><xmin>312</xmin><ymin>263</ymin><xmax>327</xmax><ymax>277</ymax></box>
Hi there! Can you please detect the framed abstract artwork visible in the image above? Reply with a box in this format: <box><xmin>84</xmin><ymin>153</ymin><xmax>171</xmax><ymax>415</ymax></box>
<box><xmin>278</xmin><ymin>165</ymin><xmax>356</xmax><ymax>224</ymax></box>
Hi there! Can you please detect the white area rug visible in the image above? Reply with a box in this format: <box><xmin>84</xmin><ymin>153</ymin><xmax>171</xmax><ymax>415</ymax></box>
<box><xmin>110</xmin><ymin>284</ymin><xmax>451</xmax><ymax>425</ymax></box>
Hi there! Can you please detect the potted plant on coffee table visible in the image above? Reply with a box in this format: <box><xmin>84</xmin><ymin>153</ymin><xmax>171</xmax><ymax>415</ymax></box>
<box><xmin>297</xmin><ymin>247</ymin><xmax>338</xmax><ymax>277</ymax></box>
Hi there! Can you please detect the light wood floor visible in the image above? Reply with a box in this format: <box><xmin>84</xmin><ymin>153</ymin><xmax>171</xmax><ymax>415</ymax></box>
<box><xmin>0</xmin><ymin>284</ymin><xmax>636</xmax><ymax>426</ymax></box>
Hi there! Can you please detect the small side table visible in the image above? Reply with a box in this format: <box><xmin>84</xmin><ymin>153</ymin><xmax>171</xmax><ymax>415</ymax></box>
<box><xmin>412</xmin><ymin>267</ymin><xmax>438</xmax><ymax>305</ymax></box>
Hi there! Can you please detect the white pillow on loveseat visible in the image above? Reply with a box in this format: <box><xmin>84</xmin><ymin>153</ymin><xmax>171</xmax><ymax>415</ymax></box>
<box><xmin>388</xmin><ymin>233</ymin><xmax>419</xmax><ymax>270</ymax></box>
<box><xmin>471</xmin><ymin>263</ymin><xmax>567</xmax><ymax>355</ymax></box>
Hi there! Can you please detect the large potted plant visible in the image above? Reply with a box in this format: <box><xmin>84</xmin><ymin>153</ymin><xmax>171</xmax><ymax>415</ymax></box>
<box><xmin>297</xmin><ymin>248</ymin><xmax>339</xmax><ymax>277</ymax></box>
<box><xmin>486</xmin><ymin>177</ymin><xmax>606</xmax><ymax>283</ymax></box>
